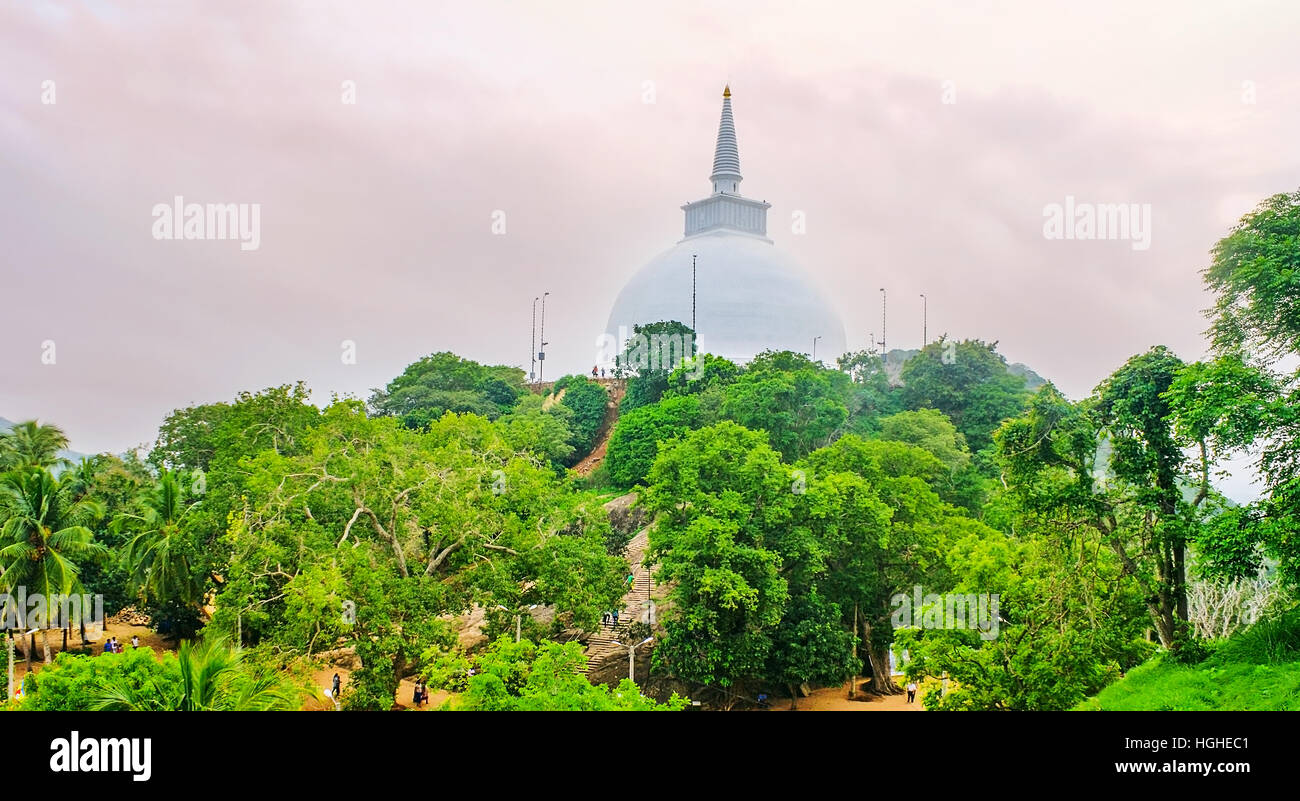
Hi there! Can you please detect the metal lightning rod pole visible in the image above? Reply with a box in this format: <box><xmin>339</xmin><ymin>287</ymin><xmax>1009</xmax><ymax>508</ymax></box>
<box><xmin>692</xmin><ymin>254</ymin><xmax>697</xmax><ymax>335</ymax></box>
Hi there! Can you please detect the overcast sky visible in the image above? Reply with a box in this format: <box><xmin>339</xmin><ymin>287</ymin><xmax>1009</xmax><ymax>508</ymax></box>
<box><xmin>3</xmin><ymin>1</ymin><xmax>1298</xmax><ymax>500</ymax></box>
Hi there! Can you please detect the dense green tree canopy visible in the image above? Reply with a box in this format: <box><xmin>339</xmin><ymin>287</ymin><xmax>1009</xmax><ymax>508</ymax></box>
<box><xmin>1189</xmin><ymin>191</ymin><xmax>1300</xmax><ymax>586</ymax></box>
<box><xmin>996</xmin><ymin>348</ymin><xmax>1221</xmax><ymax>656</ymax></box>
<box><xmin>368</xmin><ymin>352</ymin><xmax>527</xmax><ymax>430</ymax></box>
<box><xmin>899</xmin><ymin>338</ymin><xmax>1031</xmax><ymax>458</ymax></box>
<box><xmin>207</xmin><ymin>401</ymin><xmax>626</xmax><ymax>707</ymax></box>
<box><xmin>616</xmin><ymin>320</ymin><xmax>698</xmax><ymax>412</ymax></box>
<box><xmin>898</xmin><ymin>527</ymin><xmax>1151</xmax><ymax>710</ymax></box>
<box><xmin>720</xmin><ymin>350</ymin><xmax>851</xmax><ymax>462</ymax></box>
<box><xmin>605</xmin><ymin>395</ymin><xmax>701</xmax><ymax>488</ymax></box>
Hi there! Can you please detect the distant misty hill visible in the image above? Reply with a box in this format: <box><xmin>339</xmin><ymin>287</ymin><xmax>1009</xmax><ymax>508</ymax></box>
<box><xmin>876</xmin><ymin>349</ymin><xmax>1048</xmax><ymax>390</ymax></box>
<box><xmin>0</xmin><ymin>415</ymin><xmax>91</xmax><ymax>469</ymax></box>
<box><xmin>1007</xmin><ymin>362</ymin><xmax>1049</xmax><ymax>390</ymax></box>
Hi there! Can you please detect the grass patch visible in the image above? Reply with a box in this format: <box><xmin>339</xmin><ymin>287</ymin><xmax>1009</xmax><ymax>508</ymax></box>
<box><xmin>1077</xmin><ymin>607</ymin><xmax>1300</xmax><ymax>711</ymax></box>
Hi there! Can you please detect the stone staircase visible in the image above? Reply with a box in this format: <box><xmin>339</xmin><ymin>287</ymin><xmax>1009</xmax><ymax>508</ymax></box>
<box><xmin>584</xmin><ymin>526</ymin><xmax>656</xmax><ymax>673</ymax></box>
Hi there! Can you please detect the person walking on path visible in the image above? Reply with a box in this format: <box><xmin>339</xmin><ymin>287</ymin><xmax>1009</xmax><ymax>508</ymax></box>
<box><xmin>906</xmin><ymin>681</ymin><xmax>917</xmax><ymax>703</ymax></box>
<box><xmin>332</xmin><ymin>673</ymin><xmax>341</xmax><ymax>698</ymax></box>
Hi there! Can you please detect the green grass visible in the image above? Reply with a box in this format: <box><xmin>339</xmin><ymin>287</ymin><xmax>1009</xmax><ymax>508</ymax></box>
<box><xmin>1077</xmin><ymin>607</ymin><xmax>1300</xmax><ymax>711</ymax></box>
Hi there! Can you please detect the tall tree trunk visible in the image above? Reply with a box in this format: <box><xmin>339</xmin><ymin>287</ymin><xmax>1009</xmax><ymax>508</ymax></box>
<box><xmin>1147</xmin><ymin>598</ymin><xmax>1178</xmax><ymax>651</ymax></box>
<box><xmin>392</xmin><ymin>652</ymin><xmax>407</xmax><ymax>708</ymax></box>
<box><xmin>788</xmin><ymin>683</ymin><xmax>799</xmax><ymax>710</ymax></box>
<box><xmin>862</xmin><ymin>617</ymin><xmax>900</xmax><ymax>694</ymax></box>
<box><xmin>41</xmin><ymin>628</ymin><xmax>52</xmax><ymax>664</ymax></box>
<box><xmin>1174</xmin><ymin>542</ymin><xmax>1188</xmax><ymax>624</ymax></box>
<box><xmin>849</xmin><ymin>602</ymin><xmax>859</xmax><ymax>699</ymax></box>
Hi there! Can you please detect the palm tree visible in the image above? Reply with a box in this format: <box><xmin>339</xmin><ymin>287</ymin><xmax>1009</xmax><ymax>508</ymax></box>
<box><xmin>0</xmin><ymin>421</ymin><xmax>72</xmax><ymax>471</ymax></box>
<box><xmin>113</xmin><ymin>470</ymin><xmax>202</xmax><ymax>614</ymax></box>
<box><xmin>91</xmin><ymin>636</ymin><xmax>305</xmax><ymax>711</ymax></box>
<box><xmin>63</xmin><ymin>456</ymin><xmax>100</xmax><ymax>500</ymax></box>
<box><xmin>0</xmin><ymin>468</ymin><xmax>106</xmax><ymax>662</ymax></box>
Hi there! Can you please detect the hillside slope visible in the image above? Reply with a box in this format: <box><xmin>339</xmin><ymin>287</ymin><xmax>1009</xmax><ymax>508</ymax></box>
<box><xmin>1077</xmin><ymin>608</ymin><xmax>1300</xmax><ymax>711</ymax></box>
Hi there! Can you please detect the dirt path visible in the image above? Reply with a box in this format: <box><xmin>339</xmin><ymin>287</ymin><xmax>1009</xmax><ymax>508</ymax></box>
<box><xmin>762</xmin><ymin>684</ymin><xmax>927</xmax><ymax>711</ymax></box>
<box><xmin>9</xmin><ymin>623</ymin><xmax>442</xmax><ymax>712</ymax></box>
<box><xmin>573</xmin><ymin>380</ymin><xmax>626</xmax><ymax>476</ymax></box>
<box><xmin>305</xmin><ymin>666</ymin><xmax>448</xmax><ymax>711</ymax></box>
<box><xmin>9</xmin><ymin>622</ymin><xmax>172</xmax><ymax>675</ymax></box>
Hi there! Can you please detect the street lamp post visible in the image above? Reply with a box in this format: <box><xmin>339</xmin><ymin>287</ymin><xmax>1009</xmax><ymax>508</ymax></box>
<box><xmin>920</xmin><ymin>293</ymin><xmax>927</xmax><ymax>347</ymax></box>
<box><xmin>530</xmin><ymin>296</ymin><xmax>539</xmax><ymax>383</ymax></box>
<box><xmin>611</xmin><ymin>636</ymin><xmax>654</xmax><ymax>685</ymax></box>
<box><xmin>812</xmin><ymin>335</ymin><xmax>822</xmax><ymax>362</ymax></box>
<box><xmin>538</xmin><ymin>292</ymin><xmax>550</xmax><ymax>384</ymax></box>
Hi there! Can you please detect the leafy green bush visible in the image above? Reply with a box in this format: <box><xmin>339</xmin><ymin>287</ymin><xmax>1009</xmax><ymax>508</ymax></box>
<box><xmin>19</xmin><ymin>647</ymin><xmax>178</xmax><ymax>711</ymax></box>
<box><xmin>445</xmin><ymin>637</ymin><xmax>687</xmax><ymax>711</ymax></box>
<box><xmin>18</xmin><ymin>638</ymin><xmax>309</xmax><ymax>711</ymax></box>
<box><xmin>605</xmin><ymin>395</ymin><xmax>700</xmax><ymax>487</ymax></box>
<box><xmin>553</xmin><ymin>376</ymin><xmax>609</xmax><ymax>462</ymax></box>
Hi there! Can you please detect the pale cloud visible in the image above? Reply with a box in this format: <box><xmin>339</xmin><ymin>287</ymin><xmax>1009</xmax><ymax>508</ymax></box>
<box><xmin>2</xmin><ymin>0</ymin><xmax>1298</xmax><ymax>502</ymax></box>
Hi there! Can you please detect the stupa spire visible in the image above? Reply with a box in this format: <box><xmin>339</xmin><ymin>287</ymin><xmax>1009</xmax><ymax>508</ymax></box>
<box><xmin>710</xmin><ymin>85</ymin><xmax>742</xmax><ymax>194</ymax></box>
<box><xmin>682</xmin><ymin>84</ymin><xmax>769</xmax><ymax>240</ymax></box>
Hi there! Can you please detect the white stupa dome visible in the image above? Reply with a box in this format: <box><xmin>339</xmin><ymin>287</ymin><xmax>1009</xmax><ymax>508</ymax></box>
<box><xmin>605</xmin><ymin>86</ymin><xmax>847</xmax><ymax>365</ymax></box>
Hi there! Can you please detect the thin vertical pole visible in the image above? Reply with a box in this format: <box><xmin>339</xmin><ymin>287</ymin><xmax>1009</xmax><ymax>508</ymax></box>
<box><xmin>920</xmin><ymin>293</ymin><xmax>927</xmax><ymax>346</ymax></box>
<box><xmin>539</xmin><ymin>292</ymin><xmax>549</xmax><ymax>384</ymax></box>
<box><xmin>691</xmin><ymin>254</ymin><xmax>697</xmax><ymax>334</ymax></box>
<box><xmin>880</xmin><ymin>288</ymin><xmax>887</xmax><ymax>352</ymax></box>
<box><xmin>531</xmin><ymin>296</ymin><xmax>538</xmax><ymax>383</ymax></box>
